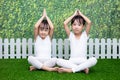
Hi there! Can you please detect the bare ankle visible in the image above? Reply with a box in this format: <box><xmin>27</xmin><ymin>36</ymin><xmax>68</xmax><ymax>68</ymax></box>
<box><xmin>49</xmin><ymin>67</ymin><xmax>58</xmax><ymax>72</ymax></box>
<box><xmin>42</xmin><ymin>65</ymin><xmax>58</xmax><ymax>72</ymax></box>
<box><xmin>58</xmin><ymin>68</ymin><xmax>72</xmax><ymax>73</ymax></box>
<box><xmin>84</xmin><ymin>68</ymin><xmax>89</xmax><ymax>74</ymax></box>
<box><xmin>30</xmin><ymin>66</ymin><xmax>36</xmax><ymax>71</ymax></box>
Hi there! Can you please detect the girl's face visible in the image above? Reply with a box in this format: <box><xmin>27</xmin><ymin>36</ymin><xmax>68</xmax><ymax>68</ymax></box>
<box><xmin>39</xmin><ymin>25</ymin><xmax>50</xmax><ymax>39</ymax></box>
<box><xmin>72</xmin><ymin>19</ymin><xmax>84</xmax><ymax>35</ymax></box>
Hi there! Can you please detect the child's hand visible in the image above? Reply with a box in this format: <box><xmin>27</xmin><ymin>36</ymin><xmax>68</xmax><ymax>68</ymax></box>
<box><xmin>43</xmin><ymin>8</ymin><xmax>47</xmax><ymax>17</ymax></box>
<box><xmin>73</xmin><ymin>10</ymin><xmax>78</xmax><ymax>16</ymax></box>
<box><xmin>77</xmin><ymin>10</ymin><xmax>82</xmax><ymax>15</ymax></box>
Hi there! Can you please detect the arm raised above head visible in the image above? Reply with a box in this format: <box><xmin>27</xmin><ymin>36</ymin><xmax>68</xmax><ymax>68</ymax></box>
<box><xmin>34</xmin><ymin>9</ymin><xmax>45</xmax><ymax>41</ymax></box>
<box><xmin>44</xmin><ymin>9</ymin><xmax>54</xmax><ymax>39</ymax></box>
<box><xmin>64</xmin><ymin>10</ymin><xmax>78</xmax><ymax>37</ymax></box>
<box><xmin>78</xmin><ymin>10</ymin><xmax>92</xmax><ymax>36</ymax></box>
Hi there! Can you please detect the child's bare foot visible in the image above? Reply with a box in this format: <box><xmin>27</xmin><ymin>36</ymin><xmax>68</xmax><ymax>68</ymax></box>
<box><xmin>50</xmin><ymin>67</ymin><xmax>59</xmax><ymax>72</ymax></box>
<box><xmin>84</xmin><ymin>68</ymin><xmax>89</xmax><ymax>74</ymax></box>
<box><xmin>29</xmin><ymin>66</ymin><xmax>36</xmax><ymax>71</ymax></box>
<box><xmin>58</xmin><ymin>68</ymin><xmax>72</xmax><ymax>73</ymax></box>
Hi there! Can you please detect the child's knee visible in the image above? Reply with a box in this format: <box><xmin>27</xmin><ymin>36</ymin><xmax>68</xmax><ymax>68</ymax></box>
<box><xmin>51</xmin><ymin>57</ymin><xmax>58</xmax><ymax>64</ymax></box>
<box><xmin>28</xmin><ymin>56</ymin><xmax>34</xmax><ymax>62</ymax></box>
<box><xmin>51</xmin><ymin>57</ymin><xmax>57</xmax><ymax>61</ymax></box>
<box><xmin>56</xmin><ymin>58</ymin><xmax>63</xmax><ymax>65</ymax></box>
<box><xmin>89</xmin><ymin>57</ymin><xmax>97</xmax><ymax>66</ymax></box>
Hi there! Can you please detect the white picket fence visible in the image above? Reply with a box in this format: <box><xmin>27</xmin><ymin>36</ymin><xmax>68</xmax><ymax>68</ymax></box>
<box><xmin>0</xmin><ymin>38</ymin><xmax>120</xmax><ymax>59</ymax></box>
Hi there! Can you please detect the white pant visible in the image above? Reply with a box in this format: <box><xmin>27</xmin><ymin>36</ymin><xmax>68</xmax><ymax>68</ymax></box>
<box><xmin>57</xmin><ymin>57</ymin><xmax>97</xmax><ymax>73</ymax></box>
<box><xmin>28</xmin><ymin>56</ymin><xmax>57</xmax><ymax>69</ymax></box>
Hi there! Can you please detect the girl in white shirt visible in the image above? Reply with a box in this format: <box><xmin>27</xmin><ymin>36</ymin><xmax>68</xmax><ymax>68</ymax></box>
<box><xmin>28</xmin><ymin>9</ymin><xmax>58</xmax><ymax>71</ymax></box>
<box><xmin>57</xmin><ymin>10</ymin><xmax>97</xmax><ymax>74</ymax></box>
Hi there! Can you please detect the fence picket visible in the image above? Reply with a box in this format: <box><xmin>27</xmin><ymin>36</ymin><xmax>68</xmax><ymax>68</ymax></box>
<box><xmin>58</xmin><ymin>39</ymin><xmax>63</xmax><ymax>58</ymax></box>
<box><xmin>22</xmin><ymin>38</ymin><xmax>27</xmax><ymax>58</ymax></box>
<box><xmin>95</xmin><ymin>38</ymin><xmax>100</xmax><ymax>58</ymax></box>
<box><xmin>52</xmin><ymin>39</ymin><xmax>57</xmax><ymax>58</ymax></box>
<box><xmin>64</xmin><ymin>39</ymin><xmax>70</xmax><ymax>59</ymax></box>
<box><xmin>112</xmin><ymin>39</ymin><xmax>117</xmax><ymax>59</ymax></box>
<box><xmin>28</xmin><ymin>38</ymin><xmax>33</xmax><ymax>56</ymax></box>
<box><xmin>107</xmin><ymin>39</ymin><xmax>111</xmax><ymax>58</ymax></box>
<box><xmin>101</xmin><ymin>38</ymin><xmax>105</xmax><ymax>59</ymax></box>
<box><xmin>118</xmin><ymin>39</ymin><xmax>120</xmax><ymax>58</ymax></box>
<box><xmin>0</xmin><ymin>39</ymin><xmax>2</xmax><ymax>58</ymax></box>
<box><xmin>4</xmin><ymin>39</ymin><xmax>9</xmax><ymax>59</ymax></box>
<box><xmin>88</xmin><ymin>39</ymin><xmax>94</xmax><ymax>58</ymax></box>
<box><xmin>16</xmin><ymin>38</ymin><xmax>21</xmax><ymax>58</ymax></box>
<box><xmin>10</xmin><ymin>39</ymin><xmax>15</xmax><ymax>58</ymax></box>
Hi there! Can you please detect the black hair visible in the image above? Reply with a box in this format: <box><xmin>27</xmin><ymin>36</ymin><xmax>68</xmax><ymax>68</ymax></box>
<box><xmin>38</xmin><ymin>19</ymin><xmax>50</xmax><ymax>31</ymax></box>
<box><xmin>71</xmin><ymin>15</ymin><xmax>86</xmax><ymax>25</ymax></box>
<box><xmin>40</xmin><ymin>19</ymin><xmax>49</xmax><ymax>28</ymax></box>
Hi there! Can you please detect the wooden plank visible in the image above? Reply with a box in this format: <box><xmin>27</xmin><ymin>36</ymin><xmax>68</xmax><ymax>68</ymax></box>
<box><xmin>16</xmin><ymin>38</ymin><xmax>21</xmax><ymax>59</ymax></box>
<box><xmin>4</xmin><ymin>39</ymin><xmax>9</xmax><ymax>59</ymax></box>
<box><xmin>28</xmin><ymin>38</ymin><xmax>33</xmax><ymax>56</ymax></box>
<box><xmin>58</xmin><ymin>39</ymin><xmax>63</xmax><ymax>58</ymax></box>
<box><xmin>64</xmin><ymin>39</ymin><xmax>70</xmax><ymax>59</ymax></box>
<box><xmin>22</xmin><ymin>38</ymin><xmax>27</xmax><ymax>58</ymax></box>
<box><xmin>118</xmin><ymin>39</ymin><xmax>120</xmax><ymax>59</ymax></box>
<box><xmin>0</xmin><ymin>39</ymin><xmax>2</xmax><ymax>59</ymax></box>
<box><xmin>88</xmin><ymin>38</ymin><xmax>94</xmax><ymax>58</ymax></box>
<box><xmin>95</xmin><ymin>38</ymin><xmax>100</xmax><ymax>59</ymax></box>
<box><xmin>51</xmin><ymin>39</ymin><xmax>57</xmax><ymax>58</ymax></box>
<box><xmin>10</xmin><ymin>38</ymin><xmax>15</xmax><ymax>58</ymax></box>
<box><xmin>101</xmin><ymin>38</ymin><xmax>105</xmax><ymax>59</ymax></box>
<box><xmin>106</xmin><ymin>38</ymin><xmax>111</xmax><ymax>59</ymax></box>
<box><xmin>112</xmin><ymin>38</ymin><xmax>117</xmax><ymax>59</ymax></box>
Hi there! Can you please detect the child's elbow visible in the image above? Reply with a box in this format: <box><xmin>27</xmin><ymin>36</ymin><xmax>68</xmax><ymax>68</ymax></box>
<box><xmin>34</xmin><ymin>24</ymin><xmax>38</xmax><ymax>29</ymax></box>
<box><xmin>88</xmin><ymin>21</ymin><xmax>92</xmax><ymax>25</ymax></box>
<box><xmin>50</xmin><ymin>27</ymin><xmax>54</xmax><ymax>31</ymax></box>
<box><xmin>34</xmin><ymin>27</ymin><xmax>37</xmax><ymax>31</ymax></box>
<box><xmin>63</xmin><ymin>22</ymin><xmax>67</xmax><ymax>27</ymax></box>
